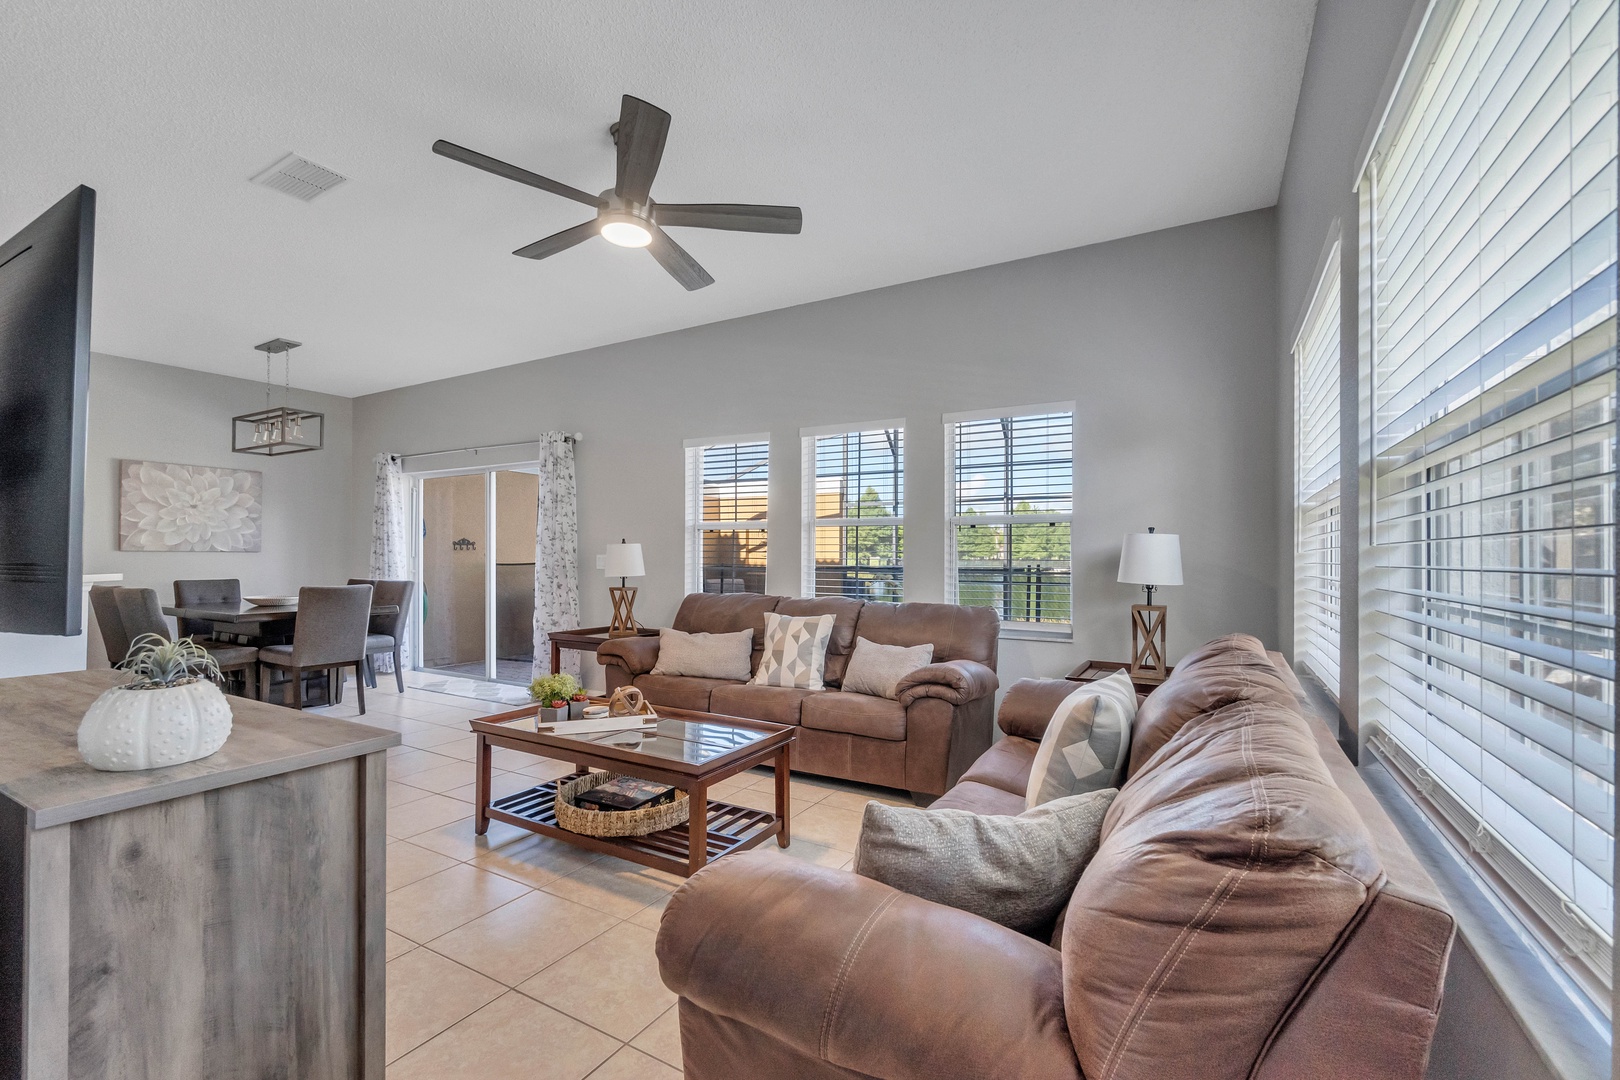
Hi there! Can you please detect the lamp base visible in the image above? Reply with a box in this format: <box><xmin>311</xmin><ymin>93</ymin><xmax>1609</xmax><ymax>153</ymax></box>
<box><xmin>608</xmin><ymin>585</ymin><xmax>641</xmax><ymax>637</ymax></box>
<box><xmin>1128</xmin><ymin>604</ymin><xmax>1169</xmax><ymax>683</ymax></box>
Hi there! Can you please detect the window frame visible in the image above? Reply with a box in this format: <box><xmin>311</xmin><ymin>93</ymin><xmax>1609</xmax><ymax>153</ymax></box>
<box><xmin>943</xmin><ymin>402</ymin><xmax>1076</xmax><ymax>640</ymax></box>
<box><xmin>800</xmin><ymin>420</ymin><xmax>906</xmax><ymax>600</ymax></box>
<box><xmin>683</xmin><ymin>434</ymin><xmax>771</xmax><ymax>596</ymax></box>
<box><xmin>1293</xmin><ymin>239</ymin><xmax>1344</xmax><ymax>700</ymax></box>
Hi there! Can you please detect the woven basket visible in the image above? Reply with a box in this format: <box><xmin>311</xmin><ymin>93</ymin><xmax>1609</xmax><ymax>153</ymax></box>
<box><xmin>554</xmin><ymin>771</ymin><xmax>690</xmax><ymax>837</ymax></box>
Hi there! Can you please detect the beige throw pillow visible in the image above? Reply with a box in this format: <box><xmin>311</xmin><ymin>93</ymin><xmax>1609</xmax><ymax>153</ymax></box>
<box><xmin>649</xmin><ymin>627</ymin><xmax>754</xmax><ymax>681</ymax></box>
<box><xmin>854</xmin><ymin>788</ymin><xmax>1117</xmax><ymax>936</ymax></box>
<box><xmin>751</xmin><ymin>611</ymin><xmax>836</xmax><ymax>689</ymax></box>
<box><xmin>1025</xmin><ymin>671</ymin><xmax>1137</xmax><ymax>807</ymax></box>
<box><xmin>839</xmin><ymin>637</ymin><xmax>934</xmax><ymax>699</ymax></box>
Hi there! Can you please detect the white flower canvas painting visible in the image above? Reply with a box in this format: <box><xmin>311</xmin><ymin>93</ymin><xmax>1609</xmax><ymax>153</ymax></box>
<box><xmin>119</xmin><ymin>460</ymin><xmax>263</xmax><ymax>552</ymax></box>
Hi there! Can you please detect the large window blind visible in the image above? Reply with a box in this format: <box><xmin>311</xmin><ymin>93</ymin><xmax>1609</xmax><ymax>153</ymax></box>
<box><xmin>685</xmin><ymin>438</ymin><xmax>769</xmax><ymax>595</ymax></box>
<box><xmin>945</xmin><ymin>405</ymin><xmax>1074</xmax><ymax>633</ymax></box>
<box><xmin>1296</xmin><ymin>245</ymin><xmax>1344</xmax><ymax>697</ymax></box>
<box><xmin>1363</xmin><ymin>0</ymin><xmax>1617</xmax><ymax>992</ymax></box>
<box><xmin>802</xmin><ymin>425</ymin><xmax>904</xmax><ymax>600</ymax></box>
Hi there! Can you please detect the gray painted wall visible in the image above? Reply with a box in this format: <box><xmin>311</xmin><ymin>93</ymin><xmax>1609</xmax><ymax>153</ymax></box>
<box><xmin>83</xmin><ymin>352</ymin><xmax>354</xmax><ymax>648</ymax></box>
<box><xmin>1274</xmin><ymin>0</ymin><xmax>1422</xmax><ymax>688</ymax></box>
<box><xmin>350</xmin><ymin>209</ymin><xmax>1280</xmax><ymax>692</ymax></box>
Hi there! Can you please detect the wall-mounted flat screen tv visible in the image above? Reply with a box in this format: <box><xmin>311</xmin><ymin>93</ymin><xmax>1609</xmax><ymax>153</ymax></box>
<box><xmin>0</xmin><ymin>186</ymin><xmax>95</xmax><ymax>636</ymax></box>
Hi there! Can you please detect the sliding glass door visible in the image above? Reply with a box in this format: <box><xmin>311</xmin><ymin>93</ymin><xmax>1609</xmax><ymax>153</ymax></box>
<box><xmin>417</xmin><ymin>467</ymin><xmax>538</xmax><ymax>683</ymax></box>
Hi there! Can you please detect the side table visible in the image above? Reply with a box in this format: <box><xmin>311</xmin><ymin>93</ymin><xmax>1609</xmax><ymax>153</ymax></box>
<box><xmin>1065</xmin><ymin>659</ymin><xmax>1173</xmax><ymax>696</ymax></box>
<box><xmin>546</xmin><ymin>625</ymin><xmax>659</xmax><ymax>676</ymax></box>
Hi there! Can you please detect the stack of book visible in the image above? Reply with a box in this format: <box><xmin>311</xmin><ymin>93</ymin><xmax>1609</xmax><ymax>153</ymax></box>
<box><xmin>574</xmin><ymin>776</ymin><xmax>677</xmax><ymax>813</ymax></box>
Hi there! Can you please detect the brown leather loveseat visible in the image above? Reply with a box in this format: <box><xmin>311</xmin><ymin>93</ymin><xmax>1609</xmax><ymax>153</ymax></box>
<box><xmin>656</xmin><ymin>634</ymin><xmax>1455</xmax><ymax>1079</ymax></box>
<box><xmin>598</xmin><ymin>593</ymin><xmax>999</xmax><ymax>798</ymax></box>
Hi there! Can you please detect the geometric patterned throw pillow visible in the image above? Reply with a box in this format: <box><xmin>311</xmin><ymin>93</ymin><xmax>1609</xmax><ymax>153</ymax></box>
<box><xmin>1023</xmin><ymin>670</ymin><xmax>1137</xmax><ymax>808</ymax></box>
<box><xmin>750</xmin><ymin>611</ymin><xmax>836</xmax><ymax>690</ymax></box>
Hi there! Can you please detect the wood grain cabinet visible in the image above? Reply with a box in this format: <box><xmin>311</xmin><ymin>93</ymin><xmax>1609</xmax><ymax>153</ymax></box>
<box><xmin>0</xmin><ymin>670</ymin><xmax>399</xmax><ymax>1080</ymax></box>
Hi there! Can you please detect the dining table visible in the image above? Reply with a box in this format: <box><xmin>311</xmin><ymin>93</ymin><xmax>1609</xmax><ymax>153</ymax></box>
<box><xmin>162</xmin><ymin>599</ymin><xmax>402</xmax><ymax>708</ymax></box>
<box><xmin>161</xmin><ymin>600</ymin><xmax>401</xmax><ymax>647</ymax></box>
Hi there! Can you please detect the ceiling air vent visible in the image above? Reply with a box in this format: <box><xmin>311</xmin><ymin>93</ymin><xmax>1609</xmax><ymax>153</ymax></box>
<box><xmin>249</xmin><ymin>153</ymin><xmax>348</xmax><ymax>202</ymax></box>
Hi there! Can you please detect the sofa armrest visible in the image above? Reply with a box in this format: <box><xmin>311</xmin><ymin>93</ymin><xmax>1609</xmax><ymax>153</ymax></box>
<box><xmin>895</xmin><ymin>659</ymin><xmax>998</xmax><ymax>707</ymax></box>
<box><xmin>596</xmin><ymin>634</ymin><xmax>660</xmax><ymax>676</ymax></box>
<box><xmin>657</xmin><ymin>851</ymin><xmax>1081</xmax><ymax>1080</ymax></box>
<box><xmin>997</xmin><ymin>678</ymin><xmax>1080</xmax><ymax>740</ymax></box>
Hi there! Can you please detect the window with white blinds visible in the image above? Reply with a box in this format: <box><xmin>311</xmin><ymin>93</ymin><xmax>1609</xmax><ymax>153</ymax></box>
<box><xmin>944</xmin><ymin>405</ymin><xmax>1074</xmax><ymax>634</ymax></box>
<box><xmin>802</xmin><ymin>424</ymin><xmax>904</xmax><ymax>601</ymax></box>
<box><xmin>1295</xmin><ymin>245</ymin><xmax>1344</xmax><ymax>697</ymax></box>
<box><xmin>684</xmin><ymin>438</ymin><xmax>769</xmax><ymax>595</ymax></box>
<box><xmin>1362</xmin><ymin>0</ymin><xmax>1617</xmax><ymax>992</ymax></box>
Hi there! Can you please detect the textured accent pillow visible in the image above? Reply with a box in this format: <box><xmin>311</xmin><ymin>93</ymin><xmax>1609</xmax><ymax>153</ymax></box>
<box><xmin>1024</xmin><ymin>671</ymin><xmax>1136</xmax><ymax>807</ymax></box>
<box><xmin>750</xmin><ymin>611</ymin><xmax>836</xmax><ymax>689</ymax></box>
<box><xmin>649</xmin><ymin>627</ymin><xmax>754</xmax><ymax>681</ymax></box>
<box><xmin>854</xmin><ymin>788</ymin><xmax>1117</xmax><ymax>936</ymax></box>
<box><xmin>839</xmin><ymin>637</ymin><xmax>934</xmax><ymax>699</ymax></box>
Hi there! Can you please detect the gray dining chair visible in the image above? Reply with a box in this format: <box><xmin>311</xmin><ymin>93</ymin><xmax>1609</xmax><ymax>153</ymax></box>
<box><xmin>89</xmin><ymin>584</ymin><xmax>131</xmax><ymax>667</ymax></box>
<box><xmin>115</xmin><ymin>587</ymin><xmax>259</xmax><ymax>694</ymax></box>
<box><xmin>114</xmin><ymin>587</ymin><xmax>171</xmax><ymax>642</ymax></box>
<box><xmin>348</xmin><ymin>578</ymin><xmax>415</xmax><ymax>693</ymax></box>
<box><xmin>173</xmin><ymin>578</ymin><xmax>242</xmax><ymax>639</ymax></box>
<box><xmin>257</xmin><ymin>585</ymin><xmax>372</xmax><ymax>713</ymax></box>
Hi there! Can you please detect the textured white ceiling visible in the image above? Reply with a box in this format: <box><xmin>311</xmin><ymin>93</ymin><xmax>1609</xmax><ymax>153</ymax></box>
<box><xmin>1</xmin><ymin>0</ymin><xmax>1315</xmax><ymax>396</ymax></box>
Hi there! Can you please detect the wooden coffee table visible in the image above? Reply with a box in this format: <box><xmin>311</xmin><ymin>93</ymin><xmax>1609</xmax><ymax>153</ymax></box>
<box><xmin>469</xmin><ymin>702</ymin><xmax>795</xmax><ymax>877</ymax></box>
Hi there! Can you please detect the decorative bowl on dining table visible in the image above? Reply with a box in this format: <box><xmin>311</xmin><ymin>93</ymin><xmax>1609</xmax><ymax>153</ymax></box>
<box><xmin>243</xmin><ymin>596</ymin><xmax>299</xmax><ymax>607</ymax></box>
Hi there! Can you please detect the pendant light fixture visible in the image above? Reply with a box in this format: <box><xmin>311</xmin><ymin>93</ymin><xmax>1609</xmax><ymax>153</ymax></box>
<box><xmin>232</xmin><ymin>338</ymin><xmax>325</xmax><ymax>455</ymax></box>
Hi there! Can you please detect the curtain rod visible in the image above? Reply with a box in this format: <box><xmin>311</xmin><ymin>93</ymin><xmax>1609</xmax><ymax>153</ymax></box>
<box><xmin>403</xmin><ymin>434</ymin><xmax>582</xmax><ymax>460</ymax></box>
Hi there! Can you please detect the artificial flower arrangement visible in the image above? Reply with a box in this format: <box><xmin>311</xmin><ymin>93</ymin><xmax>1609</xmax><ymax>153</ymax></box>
<box><xmin>530</xmin><ymin>672</ymin><xmax>582</xmax><ymax>723</ymax></box>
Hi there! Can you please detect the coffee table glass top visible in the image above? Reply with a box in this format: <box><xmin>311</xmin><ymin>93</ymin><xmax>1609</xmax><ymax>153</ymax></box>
<box><xmin>493</xmin><ymin>715</ymin><xmax>772</xmax><ymax>766</ymax></box>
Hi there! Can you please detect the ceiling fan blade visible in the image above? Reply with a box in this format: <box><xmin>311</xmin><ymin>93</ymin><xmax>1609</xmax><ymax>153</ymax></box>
<box><xmin>614</xmin><ymin>96</ymin><xmax>671</xmax><ymax>206</ymax></box>
<box><xmin>646</xmin><ymin>227</ymin><xmax>714</xmax><ymax>290</ymax></box>
<box><xmin>654</xmin><ymin>203</ymin><xmax>802</xmax><ymax>234</ymax></box>
<box><xmin>432</xmin><ymin>140</ymin><xmax>600</xmax><ymax>208</ymax></box>
<box><xmin>512</xmin><ymin>221</ymin><xmax>599</xmax><ymax>260</ymax></box>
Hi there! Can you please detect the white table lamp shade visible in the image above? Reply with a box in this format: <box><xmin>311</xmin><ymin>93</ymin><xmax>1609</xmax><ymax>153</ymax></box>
<box><xmin>1118</xmin><ymin>532</ymin><xmax>1183</xmax><ymax>586</ymax></box>
<box><xmin>604</xmin><ymin>543</ymin><xmax>645</xmax><ymax>579</ymax></box>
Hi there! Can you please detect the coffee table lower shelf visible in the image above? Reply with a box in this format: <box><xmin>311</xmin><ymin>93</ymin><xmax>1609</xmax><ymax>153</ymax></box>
<box><xmin>487</xmin><ymin>774</ymin><xmax>782</xmax><ymax>877</ymax></box>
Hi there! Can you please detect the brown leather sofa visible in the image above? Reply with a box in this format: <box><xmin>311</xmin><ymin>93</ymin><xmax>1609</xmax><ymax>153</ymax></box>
<box><xmin>656</xmin><ymin>634</ymin><xmax>1455</xmax><ymax>1080</ymax></box>
<box><xmin>597</xmin><ymin>593</ymin><xmax>999</xmax><ymax>798</ymax></box>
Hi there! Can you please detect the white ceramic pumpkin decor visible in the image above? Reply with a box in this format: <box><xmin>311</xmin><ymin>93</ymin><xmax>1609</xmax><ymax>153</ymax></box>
<box><xmin>79</xmin><ymin>634</ymin><xmax>233</xmax><ymax>771</ymax></box>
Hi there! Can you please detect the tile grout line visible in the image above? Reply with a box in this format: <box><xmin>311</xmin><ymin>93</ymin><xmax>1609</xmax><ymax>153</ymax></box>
<box><xmin>394</xmin><ymin>909</ymin><xmax>651</xmax><ymax>1063</ymax></box>
<box><xmin>384</xmin><ymin>948</ymin><xmax>509</xmax><ymax>1065</ymax></box>
<box><xmin>387</xmin><ymin>848</ymin><xmax>671</xmax><ymax>945</ymax></box>
<box><xmin>416</xmin><ymin>909</ymin><xmax>625</xmax><ymax>992</ymax></box>
<box><xmin>393</xmin><ymin>990</ymin><xmax>633</xmax><ymax>1074</ymax></box>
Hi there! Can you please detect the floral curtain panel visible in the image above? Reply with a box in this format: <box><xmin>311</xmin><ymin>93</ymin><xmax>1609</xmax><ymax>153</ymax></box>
<box><xmin>370</xmin><ymin>453</ymin><xmax>412</xmax><ymax>673</ymax></box>
<box><xmin>533</xmin><ymin>433</ymin><xmax>581</xmax><ymax>679</ymax></box>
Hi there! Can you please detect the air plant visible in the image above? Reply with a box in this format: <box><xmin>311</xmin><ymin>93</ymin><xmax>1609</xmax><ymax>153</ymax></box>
<box><xmin>121</xmin><ymin>634</ymin><xmax>223</xmax><ymax>689</ymax></box>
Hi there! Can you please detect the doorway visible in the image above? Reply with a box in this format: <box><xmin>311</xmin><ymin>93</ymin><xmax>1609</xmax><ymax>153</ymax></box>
<box><xmin>417</xmin><ymin>468</ymin><xmax>538</xmax><ymax>684</ymax></box>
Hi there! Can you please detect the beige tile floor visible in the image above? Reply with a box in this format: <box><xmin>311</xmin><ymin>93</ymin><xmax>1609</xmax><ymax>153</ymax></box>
<box><xmin>306</xmin><ymin>673</ymin><xmax>908</xmax><ymax>1079</ymax></box>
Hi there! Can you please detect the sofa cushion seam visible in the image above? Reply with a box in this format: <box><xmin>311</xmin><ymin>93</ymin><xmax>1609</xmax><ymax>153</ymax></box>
<box><xmin>1097</xmin><ymin>865</ymin><xmax>1238</xmax><ymax>1077</ymax></box>
<box><xmin>1099</xmin><ymin>693</ymin><xmax>1270</xmax><ymax>1079</ymax></box>
<box><xmin>818</xmin><ymin>890</ymin><xmax>899</xmax><ymax>1060</ymax></box>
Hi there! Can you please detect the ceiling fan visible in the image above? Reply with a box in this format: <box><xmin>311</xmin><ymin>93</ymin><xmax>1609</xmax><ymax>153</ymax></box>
<box><xmin>433</xmin><ymin>95</ymin><xmax>802</xmax><ymax>291</ymax></box>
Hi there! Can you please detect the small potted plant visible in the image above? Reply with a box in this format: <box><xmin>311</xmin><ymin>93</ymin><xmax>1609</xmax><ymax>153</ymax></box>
<box><xmin>78</xmin><ymin>634</ymin><xmax>233</xmax><ymax>771</ymax></box>
<box><xmin>569</xmin><ymin>689</ymin><xmax>590</xmax><ymax>720</ymax></box>
<box><xmin>530</xmin><ymin>672</ymin><xmax>581</xmax><ymax>725</ymax></box>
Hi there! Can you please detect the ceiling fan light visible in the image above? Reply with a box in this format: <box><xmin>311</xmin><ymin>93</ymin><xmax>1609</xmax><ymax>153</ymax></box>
<box><xmin>600</xmin><ymin>218</ymin><xmax>652</xmax><ymax>248</ymax></box>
